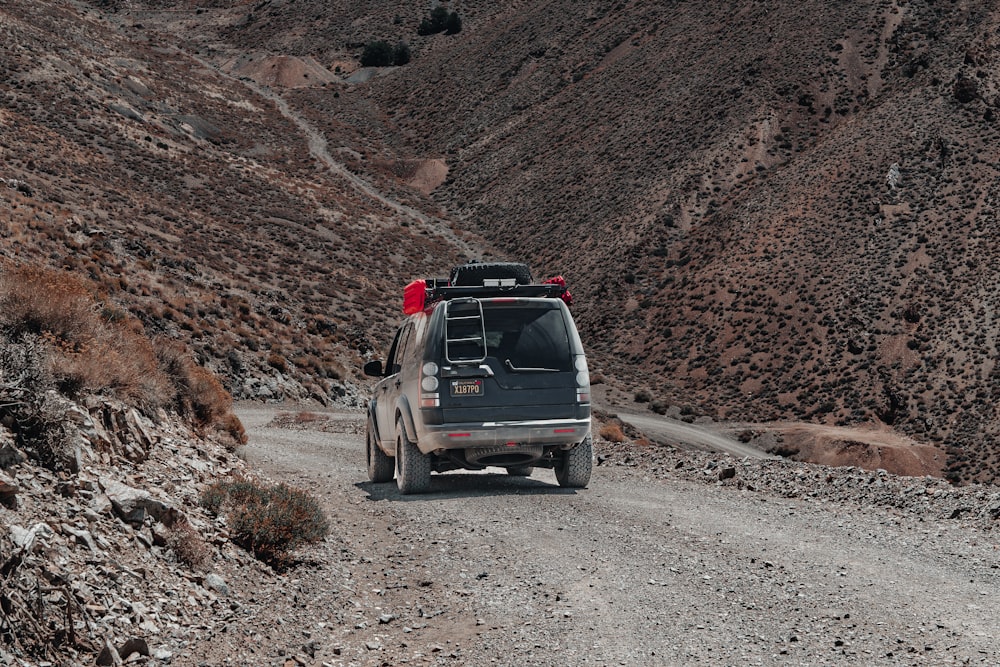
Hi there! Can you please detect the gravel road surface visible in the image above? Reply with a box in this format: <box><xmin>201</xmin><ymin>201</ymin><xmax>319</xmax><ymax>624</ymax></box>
<box><xmin>226</xmin><ymin>405</ymin><xmax>1000</xmax><ymax>666</ymax></box>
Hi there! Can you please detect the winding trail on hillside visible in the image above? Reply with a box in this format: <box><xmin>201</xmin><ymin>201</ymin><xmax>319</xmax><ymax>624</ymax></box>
<box><xmin>189</xmin><ymin>53</ymin><xmax>481</xmax><ymax>258</ymax></box>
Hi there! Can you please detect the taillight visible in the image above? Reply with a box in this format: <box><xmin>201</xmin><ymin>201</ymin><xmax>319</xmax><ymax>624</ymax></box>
<box><xmin>575</xmin><ymin>355</ymin><xmax>590</xmax><ymax>403</ymax></box>
<box><xmin>420</xmin><ymin>361</ymin><xmax>440</xmax><ymax>407</ymax></box>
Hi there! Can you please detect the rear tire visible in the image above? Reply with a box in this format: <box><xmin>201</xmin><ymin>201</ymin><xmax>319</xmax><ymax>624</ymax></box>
<box><xmin>507</xmin><ymin>466</ymin><xmax>533</xmax><ymax>477</ymax></box>
<box><xmin>555</xmin><ymin>435</ymin><xmax>592</xmax><ymax>488</ymax></box>
<box><xmin>396</xmin><ymin>418</ymin><xmax>431</xmax><ymax>494</ymax></box>
<box><xmin>366</xmin><ymin>419</ymin><xmax>395</xmax><ymax>483</ymax></box>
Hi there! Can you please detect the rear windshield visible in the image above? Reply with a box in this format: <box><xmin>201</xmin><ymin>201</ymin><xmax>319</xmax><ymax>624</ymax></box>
<box><xmin>482</xmin><ymin>303</ymin><xmax>573</xmax><ymax>371</ymax></box>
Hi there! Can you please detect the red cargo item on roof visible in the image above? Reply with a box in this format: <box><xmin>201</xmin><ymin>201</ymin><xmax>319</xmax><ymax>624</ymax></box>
<box><xmin>543</xmin><ymin>275</ymin><xmax>573</xmax><ymax>307</ymax></box>
<box><xmin>403</xmin><ymin>279</ymin><xmax>427</xmax><ymax>314</ymax></box>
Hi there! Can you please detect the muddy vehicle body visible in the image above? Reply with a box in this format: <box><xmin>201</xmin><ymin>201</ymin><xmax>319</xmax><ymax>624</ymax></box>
<box><xmin>364</xmin><ymin>263</ymin><xmax>592</xmax><ymax>494</ymax></box>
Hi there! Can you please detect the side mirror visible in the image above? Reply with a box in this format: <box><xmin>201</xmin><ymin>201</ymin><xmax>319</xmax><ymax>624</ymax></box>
<box><xmin>363</xmin><ymin>360</ymin><xmax>383</xmax><ymax>377</ymax></box>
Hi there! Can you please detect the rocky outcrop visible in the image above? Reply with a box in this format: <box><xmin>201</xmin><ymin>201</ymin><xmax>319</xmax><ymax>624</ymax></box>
<box><xmin>0</xmin><ymin>395</ymin><xmax>260</xmax><ymax>666</ymax></box>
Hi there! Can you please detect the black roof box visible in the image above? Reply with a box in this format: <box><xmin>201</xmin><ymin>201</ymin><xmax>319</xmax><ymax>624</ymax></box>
<box><xmin>449</xmin><ymin>261</ymin><xmax>532</xmax><ymax>287</ymax></box>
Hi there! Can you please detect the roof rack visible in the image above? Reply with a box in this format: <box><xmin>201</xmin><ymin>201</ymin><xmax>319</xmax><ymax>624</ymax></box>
<box><xmin>403</xmin><ymin>277</ymin><xmax>569</xmax><ymax>314</ymax></box>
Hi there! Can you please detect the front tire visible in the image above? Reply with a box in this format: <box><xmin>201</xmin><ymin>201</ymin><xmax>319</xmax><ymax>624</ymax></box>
<box><xmin>366</xmin><ymin>419</ymin><xmax>395</xmax><ymax>483</ymax></box>
<box><xmin>396</xmin><ymin>418</ymin><xmax>431</xmax><ymax>494</ymax></box>
<box><xmin>555</xmin><ymin>435</ymin><xmax>592</xmax><ymax>488</ymax></box>
<box><xmin>506</xmin><ymin>466</ymin><xmax>533</xmax><ymax>477</ymax></box>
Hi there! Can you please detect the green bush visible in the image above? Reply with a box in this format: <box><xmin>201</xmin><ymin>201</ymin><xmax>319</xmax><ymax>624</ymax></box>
<box><xmin>200</xmin><ymin>479</ymin><xmax>329</xmax><ymax>569</ymax></box>
<box><xmin>361</xmin><ymin>40</ymin><xmax>394</xmax><ymax>67</ymax></box>
<box><xmin>418</xmin><ymin>7</ymin><xmax>461</xmax><ymax>35</ymax></box>
<box><xmin>393</xmin><ymin>41</ymin><xmax>411</xmax><ymax>66</ymax></box>
<box><xmin>361</xmin><ymin>40</ymin><xmax>412</xmax><ymax>67</ymax></box>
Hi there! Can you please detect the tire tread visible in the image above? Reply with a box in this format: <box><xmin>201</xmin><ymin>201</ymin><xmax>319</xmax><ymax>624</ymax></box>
<box><xmin>397</xmin><ymin>418</ymin><xmax>431</xmax><ymax>494</ymax></box>
<box><xmin>555</xmin><ymin>435</ymin><xmax>593</xmax><ymax>488</ymax></box>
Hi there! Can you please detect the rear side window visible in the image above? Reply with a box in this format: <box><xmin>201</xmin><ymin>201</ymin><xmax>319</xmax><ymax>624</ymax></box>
<box><xmin>483</xmin><ymin>304</ymin><xmax>573</xmax><ymax>371</ymax></box>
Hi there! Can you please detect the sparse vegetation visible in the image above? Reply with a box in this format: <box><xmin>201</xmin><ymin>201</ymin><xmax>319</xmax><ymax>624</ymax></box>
<box><xmin>360</xmin><ymin>40</ymin><xmax>411</xmax><ymax>67</ymax></box>
<box><xmin>0</xmin><ymin>264</ymin><xmax>170</xmax><ymax>411</ymax></box>
<box><xmin>165</xmin><ymin>521</ymin><xmax>211</xmax><ymax>569</ymax></box>
<box><xmin>599</xmin><ymin>422</ymin><xmax>627</xmax><ymax>443</ymax></box>
<box><xmin>156</xmin><ymin>341</ymin><xmax>246</xmax><ymax>445</ymax></box>
<box><xmin>0</xmin><ymin>263</ymin><xmax>246</xmax><ymax>458</ymax></box>
<box><xmin>418</xmin><ymin>6</ymin><xmax>462</xmax><ymax>35</ymax></box>
<box><xmin>200</xmin><ymin>479</ymin><xmax>329</xmax><ymax>569</ymax></box>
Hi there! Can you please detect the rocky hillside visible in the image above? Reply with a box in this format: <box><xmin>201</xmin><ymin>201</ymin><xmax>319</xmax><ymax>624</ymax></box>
<box><xmin>0</xmin><ymin>395</ymin><xmax>259</xmax><ymax>666</ymax></box>
<box><xmin>0</xmin><ymin>0</ymin><xmax>483</xmax><ymax>406</ymax></box>
<box><xmin>360</xmin><ymin>0</ymin><xmax>1000</xmax><ymax>484</ymax></box>
<box><xmin>7</xmin><ymin>0</ymin><xmax>1000</xmax><ymax>482</ymax></box>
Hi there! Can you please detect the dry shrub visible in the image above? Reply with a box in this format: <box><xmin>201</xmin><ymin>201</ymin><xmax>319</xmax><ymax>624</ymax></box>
<box><xmin>0</xmin><ymin>264</ymin><xmax>172</xmax><ymax>411</ymax></box>
<box><xmin>156</xmin><ymin>341</ymin><xmax>244</xmax><ymax>442</ymax></box>
<box><xmin>187</xmin><ymin>366</ymin><xmax>232</xmax><ymax>426</ymax></box>
<box><xmin>43</xmin><ymin>326</ymin><xmax>171</xmax><ymax>411</ymax></box>
<box><xmin>0</xmin><ymin>264</ymin><xmax>96</xmax><ymax>343</ymax></box>
<box><xmin>267</xmin><ymin>351</ymin><xmax>288</xmax><ymax>373</ymax></box>
<box><xmin>599</xmin><ymin>422</ymin><xmax>627</xmax><ymax>443</ymax></box>
<box><xmin>200</xmin><ymin>479</ymin><xmax>329</xmax><ymax>569</ymax></box>
<box><xmin>220</xmin><ymin>412</ymin><xmax>248</xmax><ymax>445</ymax></box>
<box><xmin>294</xmin><ymin>411</ymin><xmax>323</xmax><ymax>423</ymax></box>
<box><xmin>165</xmin><ymin>521</ymin><xmax>210</xmax><ymax>570</ymax></box>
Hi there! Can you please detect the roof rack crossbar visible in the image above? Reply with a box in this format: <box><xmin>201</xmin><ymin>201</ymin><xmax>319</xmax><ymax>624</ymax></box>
<box><xmin>426</xmin><ymin>283</ymin><xmax>568</xmax><ymax>303</ymax></box>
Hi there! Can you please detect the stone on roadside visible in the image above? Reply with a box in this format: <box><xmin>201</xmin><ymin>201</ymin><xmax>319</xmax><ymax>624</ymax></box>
<box><xmin>0</xmin><ymin>471</ymin><xmax>18</xmax><ymax>508</ymax></box>
<box><xmin>100</xmin><ymin>478</ymin><xmax>174</xmax><ymax>526</ymax></box>
<box><xmin>204</xmin><ymin>573</ymin><xmax>230</xmax><ymax>596</ymax></box>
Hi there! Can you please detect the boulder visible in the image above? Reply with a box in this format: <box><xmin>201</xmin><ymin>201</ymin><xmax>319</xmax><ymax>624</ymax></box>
<box><xmin>100</xmin><ymin>478</ymin><xmax>179</xmax><ymax>526</ymax></box>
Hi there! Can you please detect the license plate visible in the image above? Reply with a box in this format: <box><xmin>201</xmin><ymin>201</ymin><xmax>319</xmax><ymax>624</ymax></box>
<box><xmin>450</xmin><ymin>379</ymin><xmax>484</xmax><ymax>397</ymax></box>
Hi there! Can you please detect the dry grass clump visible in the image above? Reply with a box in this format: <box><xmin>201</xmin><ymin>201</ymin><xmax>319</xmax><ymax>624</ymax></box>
<box><xmin>156</xmin><ymin>342</ymin><xmax>247</xmax><ymax>445</ymax></box>
<box><xmin>599</xmin><ymin>422</ymin><xmax>627</xmax><ymax>443</ymax></box>
<box><xmin>0</xmin><ymin>262</ymin><xmax>246</xmax><ymax>446</ymax></box>
<box><xmin>200</xmin><ymin>479</ymin><xmax>329</xmax><ymax>569</ymax></box>
<box><xmin>164</xmin><ymin>521</ymin><xmax>211</xmax><ymax>570</ymax></box>
<box><xmin>0</xmin><ymin>264</ymin><xmax>171</xmax><ymax>411</ymax></box>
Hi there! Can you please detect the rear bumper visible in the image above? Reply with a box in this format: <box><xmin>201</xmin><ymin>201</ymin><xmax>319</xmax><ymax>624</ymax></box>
<box><xmin>418</xmin><ymin>417</ymin><xmax>591</xmax><ymax>454</ymax></box>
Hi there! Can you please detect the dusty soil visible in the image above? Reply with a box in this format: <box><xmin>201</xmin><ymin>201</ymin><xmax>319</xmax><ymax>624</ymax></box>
<box><xmin>761</xmin><ymin>422</ymin><xmax>946</xmax><ymax>478</ymax></box>
<box><xmin>172</xmin><ymin>404</ymin><xmax>1000</xmax><ymax>666</ymax></box>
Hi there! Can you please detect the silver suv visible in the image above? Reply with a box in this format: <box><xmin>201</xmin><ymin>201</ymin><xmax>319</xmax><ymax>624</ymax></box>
<box><xmin>364</xmin><ymin>263</ymin><xmax>592</xmax><ymax>494</ymax></box>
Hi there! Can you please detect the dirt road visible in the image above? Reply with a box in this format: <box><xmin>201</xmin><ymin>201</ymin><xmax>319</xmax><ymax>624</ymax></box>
<box><xmin>614</xmin><ymin>411</ymin><xmax>779</xmax><ymax>460</ymax></box>
<box><xmin>229</xmin><ymin>405</ymin><xmax>1000</xmax><ymax>666</ymax></box>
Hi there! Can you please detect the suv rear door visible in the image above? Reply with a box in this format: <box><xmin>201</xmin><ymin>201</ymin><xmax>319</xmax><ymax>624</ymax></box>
<box><xmin>438</xmin><ymin>299</ymin><xmax>584</xmax><ymax>423</ymax></box>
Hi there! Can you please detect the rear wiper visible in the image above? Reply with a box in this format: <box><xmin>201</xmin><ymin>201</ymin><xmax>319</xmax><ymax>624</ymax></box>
<box><xmin>505</xmin><ymin>359</ymin><xmax>559</xmax><ymax>373</ymax></box>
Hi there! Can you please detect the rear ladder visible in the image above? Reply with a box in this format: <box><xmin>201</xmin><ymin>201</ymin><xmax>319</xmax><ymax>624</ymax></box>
<box><xmin>445</xmin><ymin>298</ymin><xmax>487</xmax><ymax>364</ymax></box>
